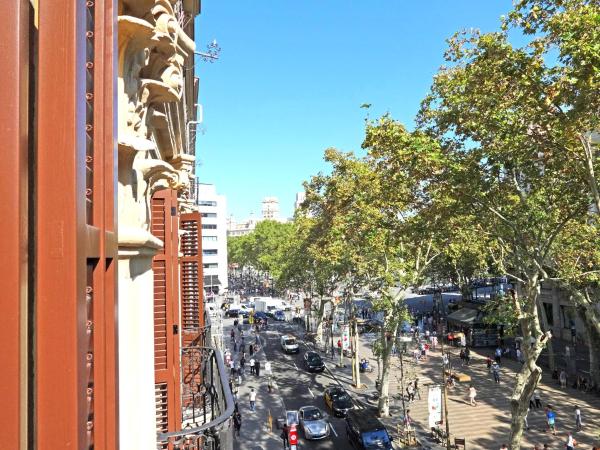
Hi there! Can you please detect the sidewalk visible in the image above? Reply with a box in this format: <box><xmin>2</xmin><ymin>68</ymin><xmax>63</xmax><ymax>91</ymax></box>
<box><xmin>313</xmin><ymin>329</ymin><xmax>600</xmax><ymax>449</ymax></box>
<box><xmin>225</xmin><ymin>321</ymin><xmax>287</xmax><ymax>450</ymax></box>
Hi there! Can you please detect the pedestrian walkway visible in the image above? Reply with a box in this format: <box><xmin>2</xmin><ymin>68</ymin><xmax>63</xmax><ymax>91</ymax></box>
<box><xmin>315</xmin><ymin>331</ymin><xmax>600</xmax><ymax>449</ymax></box>
<box><xmin>226</xmin><ymin>320</ymin><xmax>288</xmax><ymax>450</ymax></box>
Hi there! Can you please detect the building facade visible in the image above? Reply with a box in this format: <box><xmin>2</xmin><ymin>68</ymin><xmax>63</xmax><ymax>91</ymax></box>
<box><xmin>197</xmin><ymin>183</ymin><xmax>229</xmax><ymax>295</ymax></box>
<box><xmin>0</xmin><ymin>1</ymin><xmax>233</xmax><ymax>449</ymax></box>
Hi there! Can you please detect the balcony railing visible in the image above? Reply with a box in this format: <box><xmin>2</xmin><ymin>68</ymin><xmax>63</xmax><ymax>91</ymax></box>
<box><xmin>157</xmin><ymin>320</ymin><xmax>234</xmax><ymax>449</ymax></box>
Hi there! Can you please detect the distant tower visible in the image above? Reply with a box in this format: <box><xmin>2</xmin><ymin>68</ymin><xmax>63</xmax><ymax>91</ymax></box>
<box><xmin>261</xmin><ymin>197</ymin><xmax>280</xmax><ymax>219</ymax></box>
<box><xmin>294</xmin><ymin>192</ymin><xmax>306</xmax><ymax>211</ymax></box>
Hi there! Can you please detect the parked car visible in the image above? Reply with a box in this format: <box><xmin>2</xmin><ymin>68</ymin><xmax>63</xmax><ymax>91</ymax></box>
<box><xmin>253</xmin><ymin>311</ymin><xmax>268</xmax><ymax>321</ymax></box>
<box><xmin>299</xmin><ymin>406</ymin><xmax>329</xmax><ymax>440</ymax></box>
<box><xmin>345</xmin><ymin>408</ymin><xmax>393</xmax><ymax>450</ymax></box>
<box><xmin>280</xmin><ymin>335</ymin><xmax>299</xmax><ymax>354</ymax></box>
<box><xmin>303</xmin><ymin>351</ymin><xmax>325</xmax><ymax>372</ymax></box>
<box><xmin>323</xmin><ymin>386</ymin><xmax>354</xmax><ymax>417</ymax></box>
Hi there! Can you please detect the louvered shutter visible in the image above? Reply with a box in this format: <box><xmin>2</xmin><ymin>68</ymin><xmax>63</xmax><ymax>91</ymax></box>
<box><xmin>151</xmin><ymin>189</ymin><xmax>182</xmax><ymax>443</ymax></box>
<box><xmin>179</xmin><ymin>212</ymin><xmax>205</xmax><ymax>411</ymax></box>
<box><xmin>180</xmin><ymin>211</ymin><xmax>204</xmax><ymax>346</ymax></box>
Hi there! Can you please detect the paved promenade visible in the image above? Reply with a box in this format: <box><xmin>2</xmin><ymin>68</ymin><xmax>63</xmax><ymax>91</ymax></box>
<box><xmin>332</xmin><ymin>332</ymin><xmax>600</xmax><ymax>450</ymax></box>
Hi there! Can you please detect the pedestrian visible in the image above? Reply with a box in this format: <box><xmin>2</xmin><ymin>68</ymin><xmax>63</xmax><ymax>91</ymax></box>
<box><xmin>464</xmin><ymin>347</ymin><xmax>471</xmax><ymax>366</ymax></box>
<box><xmin>559</xmin><ymin>369</ymin><xmax>567</xmax><ymax>388</ymax></box>
<box><xmin>281</xmin><ymin>423</ymin><xmax>289</xmax><ymax>449</ymax></box>
<box><xmin>249</xmin><ymin>344</ymin><xmax>254</xmax><ymax>356</ymax></box>
<box><xmin>240</xmin><ymin>355</ymin><xmax>246</xmax><ymax>374</ymax></box>
<box><xmin>233</xmin><ymin>340</ymin><xmax>238</xmax><ymax>352</ymax></box>
<box><xmin>468</xmin><ymin>384</ymin><xmax>477</xmax><ymax>406</ymax></box>
<box><xmin>255</xmin><ymin>361</ymin><xmax>261</xmax><ymax>377</ymax></box>
<box><xmin>460</xmin><ymin>348</ymin><xmax>466</xmax><ymax>365</ymax></box>
<box><xmin>516</xmin><ymin>348</ymin><xmax>524</xmax><ymax>364</ymax></box>
<box><xmin>524</xmin><ymin>407</ymin><xmax>530</xmax><ymax>430</ymax></box>
<box><xmin>249</xmin><ymin>357</ymin><xmax>255</xmax><ymax>375</ymax></box>
<box><xmin>239</xmin><ymin>342</ymin><xmax>245</xmax><ymax>354</ymax></box>
<box><xmin>486</xmin><ymin>355</ymin><xmax>493</xmax><ymax>372</ymax></box>
<box><xmin>230</xmin><ymin>329</ymin><xmax>235</xmax><ymax>343</ymax></box>
<box><xmin>565</xmin><ymin>432</ymin><xmax>576</xmax><ymax>450</ymax></box>
<box><xmin>249</xmin><ymin>387</ymin><xmax>256</xmax><ymax>412</ymax></box>
<box><xmin>265</xmin><ymin>361</ymin><xmax>272</xmax><ymax>376</ymax></box>
<box><xmin>403</xmin><ymin>409</ymin><xmax>413</xmax><ymax>429</ymax></box>
<box><xmin>232</xmin><ymin>383</ymin><xmax>239</xmax><ymax>402</ymax></box>
<box><xmin>492</xmin><ymin>362</ymin><xmax>501</xmax><ymax>384</ymax></box>
<box><xmin>574</xmin><ymin>405</ymin><xmax>582</xmax><ymax>431</ymax></box>
<box><xmin>414</xmin><ymin>378</ymin><xmax>421</xmax><ymax>400</ymax></box>
<box><xmin>545</xmin><ymin>405</ymin><xmax>557</xmax><ymax>435</ymax></box>
<box><xmin>406</xmin><ymin>382</ymin><xmax>415</xmax><ymax>402</ymax></box>
<box><xmin>442</xmin><ymin>353</ymin><xmax>449</xmax><ymax>367</ymax></box>
<box><xmin>534</xmin><ymin>389</ymin><xmax>542</xmax><ymax>408</ymax></box>
<box><xmin>229</xmin><ymin>359</ymin><xmax>236</xmax><ymax>376</ymax></box>
<box><xmin>495</xmin><ymin>346</ymin><xmax>502</xmax><ymax>364</ymax></box>
<box><xmin>233</xmin><ymin>410</ymin><xmax>242</xmax><ymax>437</ymax></box>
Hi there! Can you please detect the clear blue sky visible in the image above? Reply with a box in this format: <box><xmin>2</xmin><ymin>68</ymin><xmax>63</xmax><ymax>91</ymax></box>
<box><xmin>194</xmin><ymin>1</ymin><xmax>511</xmax><ymax>220</ymax></box>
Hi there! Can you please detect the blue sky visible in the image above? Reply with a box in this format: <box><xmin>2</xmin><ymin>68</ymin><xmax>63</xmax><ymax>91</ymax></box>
<box><xmin>194</xmin><ymin>1</ymin><xmax>512</xmax><ymax>220</ymax></box>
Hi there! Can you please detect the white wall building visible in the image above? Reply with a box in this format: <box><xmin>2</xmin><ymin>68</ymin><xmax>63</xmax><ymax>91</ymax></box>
<box><xmin>262</xmin><ymin>196</ymin><xmax>280</xmax><ymax>219</ymax></box>
<box><xmin>197</xmin><ymin>183</ymin><xmax>228</xmax><ymax>295</ymax></box>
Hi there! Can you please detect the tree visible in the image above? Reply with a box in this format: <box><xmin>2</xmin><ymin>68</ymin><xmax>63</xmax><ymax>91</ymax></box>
<box><xmin>418</xmin><ymin>4</ymin><xmax>595</xmax><ymax>444</ymax></box>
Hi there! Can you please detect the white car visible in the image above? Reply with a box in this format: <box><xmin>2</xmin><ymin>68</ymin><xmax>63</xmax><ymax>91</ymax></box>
<box><xmin>280</xmin><ymin>335</ymin><xmax>299</xmax><ymax>354</ymax></box>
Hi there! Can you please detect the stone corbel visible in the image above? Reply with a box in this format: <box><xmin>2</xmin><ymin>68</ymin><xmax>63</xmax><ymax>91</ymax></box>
<box><xmin>134</xmin><ymin>158</ymin><xmax>184</xmax><ymax>197</ymax></box>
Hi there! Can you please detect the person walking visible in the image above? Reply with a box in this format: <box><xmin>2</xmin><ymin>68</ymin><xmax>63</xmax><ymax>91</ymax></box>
<box><xmin>281</xmin><ymin>423</ymin><xmax>289</xmax><ymax>449</ymax></box>
<box><xmin>495</xmin><ymin>346</ymin><xmax>502</xmax><ymax>364</ymax></box>
<box><xmin>240</xmin><ymin>355</ymin><xmax>246</xmax><ymax>374</ymax></box>
<box><xmin>255</xmin><ymin>360</ymin><xmax>261</xmax><ymax>377</ymax></box>
<box><xmin>574</xmin><ymin>405</ymin><xmax>582</xmax><ymax>431</ymax></box>
<box><xmin>233</xmin><ymin>340</ymin><xmax>238</xmax><ymax>353</ymax></box>
<box><xmin>565</xmin><ymin>432</ymin><xmax>576</xmax><ymax>450</ymax></box>
<box><xmin>229</xmin><ymin>359</ymin><xmax>236</xmax><ymax>377</ymax></box>
<box><xmin>239</xmin><ymin>342</ymin><xmax>245</xmax><ymax>354</ymax></box>
<box><xmin>233</xmin><ymin>410</ymin><xmax>242</xmax><ymax>437</ymax></box>
<box><xmin>486</xmin><ymin>355</ymin><xmax>493</xmax><ymax>372</ymax></box>
<box><xmin>492</xmin><ymin>362</ymin><xmax>501</xmax><ymax>384</ymax></box>
<box><xmin>464</xmin><ymin>347</ymin><xmax>471</xmax><ymax>366</ymax></box>
<box><xmin>406</xmin><ymin>382</ymin><xmax>415</xmax><ymax>403</ymax></box>
<box><xmin>534</xmin><ymin>389</ymin><xmax>542</xmax><ymax>408</ymax></box>
<box><xmin>468</xmin><ymin>385</ymin><xmax>477</xmax><ymax>406</ymax></box>
<box><xmin>249</xmin><ymin>357</ymin><xmax>255</xmax><ymax>375</ymax></box>
<box><xmin>249</xmin><ymin>387</ymin><xmax>256</xmax><ymax>412</ymax></box>
<box><xmin>414</xmin><ymin>378</ymin><xmax>421</xmax><ymax>400</ymax></box>
<box><xmin>559</xmin><ymin>369</ymin><xmax>567</xmax><ymax>388</ymax></box>
<box><xmin>545</xmin><ymin>405</ymin><xmax>557</xmax><ymax>435</ymax></box>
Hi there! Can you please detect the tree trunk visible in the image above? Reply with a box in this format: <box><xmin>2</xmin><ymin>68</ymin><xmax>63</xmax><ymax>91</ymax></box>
<box><xmin>538</xmin><ymin>301</ymin><xmax>555</xmax><ymax>371</ymax></box>
<box><xmin>315</xmin><ymin>297</ymin><xmax>329</xmax><ymax>349</ymax></box>
<box><xmin>353</xmin><ymin>319</ymin><xmax>361</xmax><ymax>387</ymax></box>
<box><xmin>508</xmin><ymin>278</ymin><xmax>548</xmax><ymax>450</ymax></box>
<box><xmin>577</xmin><ymin>306</ymin><xmax>600</xmax><ymax>387</ymax></box>
<box><xmin>377</xmin><ymin>330</ymin><xmax>395</xmax><ymax>417</ymax></box>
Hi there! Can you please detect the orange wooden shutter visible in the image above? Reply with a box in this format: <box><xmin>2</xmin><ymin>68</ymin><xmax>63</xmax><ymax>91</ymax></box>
<box><xmin>180</xmin><ymin>211</ymin><xmax>205</xmax><ymax>345</ymax></box>
<box><xmin>179</xmin><ymin>211</ymin><xmax>205</xmax><ymax>412</ymax></box>
<box><xmin>151</xmin><ymin>189</ymin><xmax>181</xmax><ymax>442</ymax></box>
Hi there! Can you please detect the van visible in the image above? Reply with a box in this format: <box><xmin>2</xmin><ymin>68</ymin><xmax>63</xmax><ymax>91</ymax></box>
<box><xmin>345</xmin><ymin>409</ymin><xmax>393</xmax><ymax>449</ymax></box>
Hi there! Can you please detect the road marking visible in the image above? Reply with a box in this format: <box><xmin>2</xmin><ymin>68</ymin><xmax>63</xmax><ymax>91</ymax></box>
<box><xmin>329</xmin><ymin>423</ymin><xmax>338</xmax><ymax>437</ymax></box>
<box><xmin>308</xmin><ymin>387</ymin><xmax>315</xmax><ymax>398</ymax></box>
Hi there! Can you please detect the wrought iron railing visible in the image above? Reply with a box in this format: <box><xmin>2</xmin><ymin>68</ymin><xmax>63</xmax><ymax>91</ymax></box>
<box><xmin>157</xmin><ymin>317</ymin><xmax>234</xmax><ymax>449</ymax></box>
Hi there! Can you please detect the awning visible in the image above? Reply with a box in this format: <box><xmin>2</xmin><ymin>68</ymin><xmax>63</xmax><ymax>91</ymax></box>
<box><xmin>446</xmin><ymin>308</ymin><xmax>482</xmax><ymax>326</ymax></box>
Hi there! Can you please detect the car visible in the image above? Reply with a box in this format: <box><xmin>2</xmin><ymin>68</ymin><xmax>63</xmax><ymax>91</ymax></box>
<box><xmin>323</xmin><ymin>386</ymin><xmax>354</xmax><ymax>417</ymax></box>
<box><xmin>280</xmin><ymin>335</ymin><xmax>299</xmax><ymax>354</ymax></box>
<box><xmin>345</xmin><ymin>408</ymin><xmax>393</xmax><ymax>450</ymax></box>
<box><xmin>253</xmin><ymin>311</ymin><xmax>268</xmax><ymax>321</ymax></box>
<box><xmin>273</xmin><ymin>310</ymin><xmax>286</xmax><ymax>321</ymax></box>
<box><xmin>299</xmin><ymin>406</ymin><xmax>330</xmax><ymax>440</ymax></box>
<box><xmin>303</xmin><ymin>351</ymin><xmax>325</xmax><ymax>372</ymax></box>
